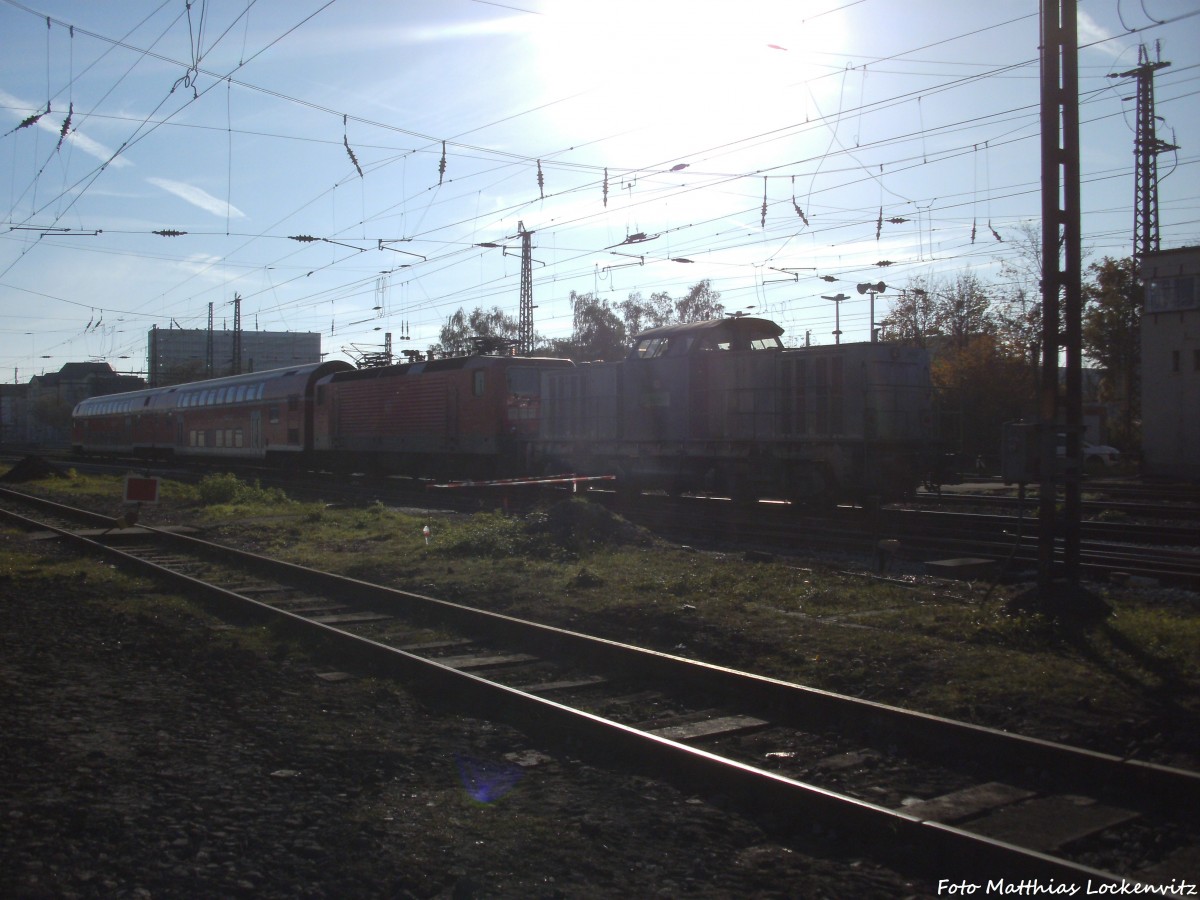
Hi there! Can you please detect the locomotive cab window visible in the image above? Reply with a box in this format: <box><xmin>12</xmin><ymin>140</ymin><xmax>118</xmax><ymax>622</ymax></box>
<box><xmin>505</xmin><ymin>367</ymin><xmax>542</xmax><ymax>398</ymax></box>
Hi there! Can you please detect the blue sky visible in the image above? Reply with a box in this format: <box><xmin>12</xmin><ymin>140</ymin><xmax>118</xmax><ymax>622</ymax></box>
<box><xmin>1</xmin><ymin>0</ymin><xmax>1197</xmax><ymax>377</ymax></box>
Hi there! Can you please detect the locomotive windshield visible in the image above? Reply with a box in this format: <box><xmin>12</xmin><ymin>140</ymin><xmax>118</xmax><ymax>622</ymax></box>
<box><xmin>506</xmin><ymin>366</ymin><xmax>542</xmax><ymax>397</ymax></box>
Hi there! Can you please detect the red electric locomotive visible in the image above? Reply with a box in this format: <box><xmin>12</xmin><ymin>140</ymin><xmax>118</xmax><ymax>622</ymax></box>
<box><xmin>312</xmin><ymin>354</ymin><xmax>574</xmax><ymax>479</ymax></box>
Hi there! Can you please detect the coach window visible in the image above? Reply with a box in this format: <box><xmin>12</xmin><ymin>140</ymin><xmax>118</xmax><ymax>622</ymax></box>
<box><xmin>473</xmin><ymin>370</ymin><xmax>486</xmax><ymax>397</ymax></box>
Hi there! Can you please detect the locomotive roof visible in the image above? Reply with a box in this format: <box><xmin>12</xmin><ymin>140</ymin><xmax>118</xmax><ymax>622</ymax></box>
<box><xmin>72</xmin><ymin>360</ymin><xmax>353</xmax><ymax>415</ymax></box>
<box><xmin>325</xmin><ymin>353</ymin><xmax>573</xmax><ymax>384</ymax></box>
<box><xmin>632</xmin><ymin>316</ymin><xmax>784</xmax><ymax>341</ymax></box>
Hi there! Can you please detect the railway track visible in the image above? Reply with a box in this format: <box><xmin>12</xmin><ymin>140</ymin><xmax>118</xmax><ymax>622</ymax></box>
<box><xmin>914</xmin><ymin>486</ymin><xmax>1200</xmax><ymax>523</ymax></box>
<box><xmin>613</xmin><ymin>496</ymin><xmax>1200</xmax><ymax>588</ymax></box>
<box><xmin>2</xmin><ymin>486</ymin><xmax>1198</xmax><ymax>891</ymax></box>
<box><xmin>8</xmin><ymin>452</ymin><xmax>1196</xmax><ymax>588</ymax></box>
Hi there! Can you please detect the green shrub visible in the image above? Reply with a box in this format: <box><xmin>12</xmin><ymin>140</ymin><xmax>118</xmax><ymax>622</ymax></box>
<box><xmin>196</xmin><ymin>473</ymin><xmax>290</xmax><ymax>507</ymax></box>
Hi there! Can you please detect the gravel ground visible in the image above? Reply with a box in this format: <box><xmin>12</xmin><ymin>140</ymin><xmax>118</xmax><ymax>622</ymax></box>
<box><xmin>0</xmin><ymin>530</ymin><xmax>927</xmax><ymax>899</ymax></box>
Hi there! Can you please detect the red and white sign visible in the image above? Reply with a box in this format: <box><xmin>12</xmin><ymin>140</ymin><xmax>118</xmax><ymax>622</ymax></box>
<box><xmin>123</xmin><ymin>474</ymin><xmax>160</xmax><ymax>505</ymax></box>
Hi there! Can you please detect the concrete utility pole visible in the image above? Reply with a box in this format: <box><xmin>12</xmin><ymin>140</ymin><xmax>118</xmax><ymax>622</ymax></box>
<box><xmin>206</xmin><ymin>302</ymin><xmax>214</xmax><ymax>377</ymax></box>
<box><xmin>1036</xmin><ymin>0</ymin><xmax>1086</xmax><ymax>608</ymax></box>
<box><xmin>517</xmin><ymin>221</ymin><xmax>534</xmax><ymax>356</ymax></box>
<box><xmin>1110</xmin><ymin>45</ymin><xmax>1176</xmax><ymax>262</ymax></box>
<box><xmin>232</xmin><ymin>293</ymin><xmax>242</xmax><ymax>375</ymax></box>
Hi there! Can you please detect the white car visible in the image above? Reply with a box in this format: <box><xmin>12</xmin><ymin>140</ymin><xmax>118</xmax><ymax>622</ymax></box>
<box><xmin>1057</xmin><ymin>438</ymin><xmax>1121</xmax><ymax>471</ymax></box>
<box><xmin>1082</xmin><ymin>442</ymin><xmax>1121</xmax><ymax>469</ymax></box>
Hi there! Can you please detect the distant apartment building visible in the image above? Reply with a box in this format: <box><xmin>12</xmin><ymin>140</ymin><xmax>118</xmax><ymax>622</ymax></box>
<box><xmin>1140</xmin><ymin>246</ymin><xmax>1199</xmax><ymax>480</ymax></box>
<box><xmin>0</xmin><ymin>383</ymin><xmax>29</xmax><ymax>445</ymax></box>
<box><xmin>18</xmin><ymin>363</ymin><xmax>144</xmax><ymax>446</ymax></box>
<box><xmin>147</xmin><ymin>327</ymin><xmax>322</xmax><ymax>386</ymax></box>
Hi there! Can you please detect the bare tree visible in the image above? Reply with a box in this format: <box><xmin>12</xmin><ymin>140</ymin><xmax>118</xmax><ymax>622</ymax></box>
<box><xmin>877</xmin><ymin>276</ymin><xmax>940</xmax><ymax>346</ymax></box>
<box><xmin>939</xmin><ymin>271</ymin><xmax>995</xmax><ymax>349</ymax></box>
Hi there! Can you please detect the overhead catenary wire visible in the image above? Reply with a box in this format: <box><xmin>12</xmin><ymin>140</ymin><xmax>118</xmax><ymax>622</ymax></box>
<box><xmin>1</xmin><ymin>2</ymin><xmax>1196</xmax><ymax>365</ymax></box>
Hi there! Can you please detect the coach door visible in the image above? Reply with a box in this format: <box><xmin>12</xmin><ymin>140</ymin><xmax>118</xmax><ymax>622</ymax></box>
<box><xmin>250</xmin><ymin>411</ymin><xmax>263</xmax><ymax>454</ymax></box>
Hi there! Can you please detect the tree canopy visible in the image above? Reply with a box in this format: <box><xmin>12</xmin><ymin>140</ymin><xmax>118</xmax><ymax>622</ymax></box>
<box><xmin>433</xmin><ymin>306</ymin><xmax>521</xmax><ymax>357</ymax></box>
<box><xmin>1082</xmin><ymin>256</ymin><xmax>1142</xmax><ymax>446</ymax></box>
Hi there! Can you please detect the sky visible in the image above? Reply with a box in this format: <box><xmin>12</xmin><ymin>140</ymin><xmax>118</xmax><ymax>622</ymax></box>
<box><xmin>1</xmin><ymin>0</ymin><xmax>1198</xmax><ymax>379</ymax></box>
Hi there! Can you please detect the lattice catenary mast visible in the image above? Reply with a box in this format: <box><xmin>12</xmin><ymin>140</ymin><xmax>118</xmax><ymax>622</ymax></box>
<box><xmin>517</xmin><ymin>221</ymin><xmax>534</xmax><ymax>356</ymax></box>
<box><xmin>1109</xmin><ymin>44</ymin><xmax>1177</xmax><ymax>261</ymax></box>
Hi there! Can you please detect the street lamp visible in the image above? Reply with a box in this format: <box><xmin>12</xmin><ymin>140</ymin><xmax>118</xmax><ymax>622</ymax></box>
<box><xmin>821</xmin><ymin>294</ymin><xmax>850</xmax><ymax>344</ymax></box>
<box><xmin>857</xmin><ymin>281</ymin><xmax>886</xmax><ymax>342</ymax></box>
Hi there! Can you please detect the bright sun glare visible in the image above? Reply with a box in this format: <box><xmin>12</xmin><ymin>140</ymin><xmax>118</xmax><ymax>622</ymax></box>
<box><xmin>532</xmin><ymin>0</ymin><xmax>846</xmax><ymax>164</ymax></box>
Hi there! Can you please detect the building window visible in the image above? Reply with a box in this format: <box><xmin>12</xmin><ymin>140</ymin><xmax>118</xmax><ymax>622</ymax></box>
<box><xmin>1194</xmin><ymin>348</ymin><xmax>1200</xmax><ymax>372</ymax></box>
<box><xmin>1172</xmin><ymin>350</ymin><xmax>1181</xmax><ymax>373</ymax></box>
<box><xmin>269</xmin><ymin>405</ymin><xmax>280</xmax><ymax>424</ymax></box>
<box><xmin>473</xmin><ymin>370</ymin><xmax>485</xmax><ymax>397</ymax></box>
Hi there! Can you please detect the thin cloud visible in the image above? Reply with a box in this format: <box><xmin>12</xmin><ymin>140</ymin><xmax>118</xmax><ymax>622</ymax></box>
<box><xmin>148</xmin><ymin>177</ymin><xmax>245</xmax><ymax>219</ymax></box>
<box><xmin>1077</xmin><ymin>9</ymin><xmax>1126</xmax><ymax>61</ymax></box>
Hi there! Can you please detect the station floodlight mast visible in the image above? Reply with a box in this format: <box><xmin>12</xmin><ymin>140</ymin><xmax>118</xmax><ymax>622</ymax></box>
<box><xmin>821</xmin><ymin>293</ymin><xmax>850</xmax><ymax>344</ymax></box>
<box><xmin>857</xmin><ymin>282</ymin><xmax>886</xmax><ymax>342</ymax></box>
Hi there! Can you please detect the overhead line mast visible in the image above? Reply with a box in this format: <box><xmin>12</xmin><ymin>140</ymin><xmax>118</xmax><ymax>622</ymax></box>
<box><xmin>1035</xmin><ymin>0</ymin><xmax>1087</xmax><ymax>610</ymax></box>
<box><xmin>1109</xmin><ymin>44</ymin><xmax>1176</xmax><ymax>262</ymax></box>
<box><xmin>517</xmin><ymin>221</ymin><xmax>534</xmax><ymax>356</ymax></box>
